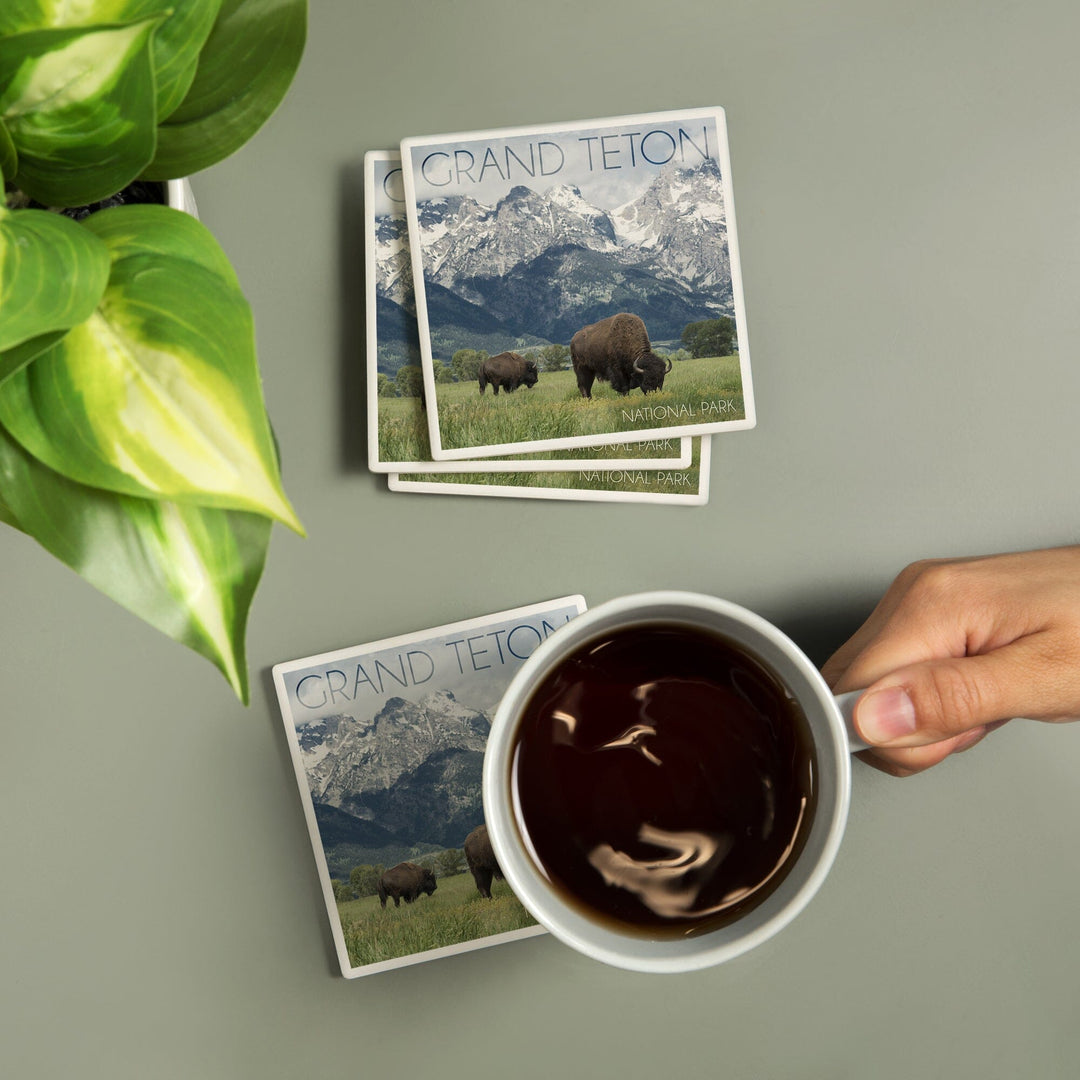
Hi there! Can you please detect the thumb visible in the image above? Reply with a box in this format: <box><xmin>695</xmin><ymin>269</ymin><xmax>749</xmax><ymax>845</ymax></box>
<box><xmin>853</xmin><ymin>640</ymin><xmax>1047</xmax><ymax>747</ymax></box>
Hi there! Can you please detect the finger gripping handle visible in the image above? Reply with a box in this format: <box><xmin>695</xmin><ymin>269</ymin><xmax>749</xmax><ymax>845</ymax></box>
<box><xmin>834</xmin><ymin>690</ymin><xmax>870</xmax><ymax>753</ymax></box>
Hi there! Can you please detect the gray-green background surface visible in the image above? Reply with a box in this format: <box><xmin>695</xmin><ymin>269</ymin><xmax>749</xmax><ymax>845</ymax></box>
<box><xmin>4</xmin><ymin>2</ymin><xmax>1080</xmax><ymax>1076</ymax></box>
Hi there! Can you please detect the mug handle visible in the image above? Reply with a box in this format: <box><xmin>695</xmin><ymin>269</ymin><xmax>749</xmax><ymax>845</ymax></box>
<box><xmin>834</xmin><ymin>689</ymin><xmax>871</xmax><ymax>753</ymax></box>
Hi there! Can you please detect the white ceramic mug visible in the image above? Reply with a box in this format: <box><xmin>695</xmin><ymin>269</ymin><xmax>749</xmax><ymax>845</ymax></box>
<box><xmin>482</xmin><ymin>590</ymin><xmax>866</xmax><ymax>974</ymax></box>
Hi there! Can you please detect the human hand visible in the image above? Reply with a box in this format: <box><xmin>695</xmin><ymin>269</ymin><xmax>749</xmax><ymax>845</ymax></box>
<box><xmin>821</xmin><ymin>546</ymin><xmax>1080</xmax><ymax>776</ymax></box>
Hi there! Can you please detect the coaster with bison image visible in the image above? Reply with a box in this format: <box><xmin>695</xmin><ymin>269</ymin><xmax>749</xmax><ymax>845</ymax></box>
<box><xmin>400</xmin><ymin>107</ymin><xmax>755</xmax><ymax>461</ymax></box>
<box><xmin>366</xmin><ymin>151</ymin><xmax>691</xmax><ymax>476</ymax></box>
<box><xmin>272</xmin><ymin>595</ymin><xmax>586</xmax><ymax>977</ymax></box>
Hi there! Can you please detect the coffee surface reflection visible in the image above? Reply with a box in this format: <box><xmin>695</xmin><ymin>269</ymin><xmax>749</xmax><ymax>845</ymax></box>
<box><xmin>511</xmin><ymin>623</ymin><xmax>817</xmax><ymax>937</ymax></box>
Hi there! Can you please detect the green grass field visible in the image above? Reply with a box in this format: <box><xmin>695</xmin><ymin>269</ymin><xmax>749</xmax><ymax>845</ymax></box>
<box><xmin>376</xmin><ymin>394</ymin><xmax>433</xmax><ymax>464</ymax></box>
<box><xmin>337</xmin><ymin>871</ymin><xmax>536</xmax><ymax>970</ymax></box>
<box><xmin>436</xmin><ymin>354</ymin><xmax>743</xmax><ymax>452</ymax></box>
<box><xmin>376</xmin><ymin>354</ymin><xmax>743</xmax><ymax>461</ymax></box>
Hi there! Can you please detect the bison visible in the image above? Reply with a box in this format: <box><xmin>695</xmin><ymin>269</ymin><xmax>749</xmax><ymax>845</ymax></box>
<box><xmin>464</xmin><ymin>824</ymin><xmax>504</xmax><ymax>899</ymax></box>
<box><xmin>376</xmin><ymin>862</ymin><xmax>437</xmax><ymax>908</ymax></box>
<box><xmin>478</xmin><ymin>351</ymin><xmax>539</xmax><ymax>395</ymax></box>
<box><xmin>570</xmin><ymin>312</ymin><xmax>672</xmax><ymax>398</ymax></box>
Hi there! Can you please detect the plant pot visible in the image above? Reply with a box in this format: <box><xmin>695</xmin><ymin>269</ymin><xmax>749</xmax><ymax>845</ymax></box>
<box><xmin>166</xmin><ymin>178</ymin><xmax>198</xmax><ymax>219</ymax></box>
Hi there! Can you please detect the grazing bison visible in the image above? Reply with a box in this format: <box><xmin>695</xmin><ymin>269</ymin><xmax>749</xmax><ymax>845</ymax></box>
<box><xmin>377</xmin><ymin>862</ymin><xmax>437</xmax><ymax>908</ymax></box>
<box><xmin>464</xmin><ymin>824</ymin><xmax>504</xmax><ymax>899</ymax></box>
<box><xmin>570</xmin><ymin>312</ymin><xmax>673</xmax><ymax>398</ymax></box>
<box><xmin>478</xmin><ymin>351</ymin><xmax>539</xmax><ymax>395</ymax></box>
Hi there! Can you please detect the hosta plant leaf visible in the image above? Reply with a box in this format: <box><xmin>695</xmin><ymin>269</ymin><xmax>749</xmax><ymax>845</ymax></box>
<box><xmin>0</xmin><ymin>118</ymin><xmax>16</xmax><ymax>180</ymax></box>
<box><xmin>145</xmin><ymin>0</ymin><xmax>306</xmax><ymax>179</ymax></box>
<box><xmin>0</xmin><ymin>1</ymin><xmax>223</xmax><ymax>123</ymax></box>
<box><xmin>0</xmin><ymin>421</ymin><xmax>269</xmax><ymax>702</ymax></box>
<box><xmin>0</xmin><ymin>330</ymin><xmax>67</xmax><ymax>385</ymax></box>
<box><xmin>0</xmin><ymin>18</ymin><xmax>161</xmax><ymax>206</ymax></box>
<box><xmin>0</xmin><ymin>190</ymin><xmax>111</xmax><ymax>353</ymax></box>
<box><xmin>0</xmin><ymin>482</ymin><xmax>18</xmax><ymax>528</ymax></box>
<box><xmin>0</xmin><ymin>204</ymin><xmax>303</xmax><ymax>533</ymax></box>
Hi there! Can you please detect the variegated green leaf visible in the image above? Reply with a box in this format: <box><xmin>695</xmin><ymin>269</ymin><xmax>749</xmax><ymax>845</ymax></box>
<box><xmin>0</xmin><ymin>204</ymin><xmax>303</xmax><ymax>532</ymax></box>
<box><xmin>86</xmin><ymin>200</ymin><xmax>239</xmax><ymax>284</ymax></box>
<box><xmin>0</xmin><ymin>1</ymin><xmax>223</xmax><ymax>122</ymax></box>
<box><xmin>0</xmin><ymin>329</ymin><xmax>67</xmax><ymax>385</ymax></box>
<box><xmin>145</xmin><ymin>0</ymin><xmax>306</xmax><ymax>179</ymax></box>
<box><xmin>0</xmin><ymin>119</ymin><xmax>16</xmax><ymax>180</ymax></box>
<box><xmin>0</xmin><ymin>482</ymin><xmax>19</xmax><ymax>529</ymax></box>
<box><xmin>0</xmin><ymin>18</ymin><xmax>161</xmax><ymax>206</ymax></box>
<box><xmin>0</xmin><ymin>201</ymin><xmax>110</xmax><ymax>351</ymax></box>
<box><xmin>0</xmin><ymin>420</ymin><xmax>269</xmax><ymax>701</ymax></box>
<box><xmin>0</xmin><ymin>1</ymin><xmax>45</xmax><ymax>33</ymax></box>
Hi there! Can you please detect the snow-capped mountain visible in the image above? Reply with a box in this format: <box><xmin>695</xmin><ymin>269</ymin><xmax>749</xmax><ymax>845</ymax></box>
<box><xmin>418</xmin><ymin>184</ymin><xmax>618</xmax><ymax>291</ymax></box>
<box><xmin>610</xmin><ymin>158</ymin><xmax>732</xmax><ymax>297</ymax></box>
<box><xmin>372</xmin><ymin>212</ymin><xmax>415</xmax><ymax>311</ymax></box>
<box><xmin>372</xmin><ymin>159</ymin><xmax>734</xmax><ymax>346</ymax></box>
<box><xmin>299</xmin><ymin>689</ymin><xmax>494</xmax><ymax>859</ymax></box>
<box><xmin>299</xmin><ymin>689</ymin><xmax>489</xmax><ymax>814</ymax></box>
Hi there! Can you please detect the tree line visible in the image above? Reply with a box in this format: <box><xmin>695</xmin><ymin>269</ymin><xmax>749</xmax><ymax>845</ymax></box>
<box><xmin>379</xmin><ymin>317</ymin><xmax>736</xmax><ymax>398</ymax></box>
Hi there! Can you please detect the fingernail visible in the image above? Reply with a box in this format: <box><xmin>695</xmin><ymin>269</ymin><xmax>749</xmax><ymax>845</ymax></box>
<box><xmin>858</xmin><ymin>686</ymin><xmax>918</xmax><ymax>743</ymax></box>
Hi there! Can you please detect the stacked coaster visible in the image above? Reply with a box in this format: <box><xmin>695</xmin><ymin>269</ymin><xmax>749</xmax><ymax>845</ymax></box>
<box><xmin>365</xmin><ymin>107</ymin><xmax>755</xmax><ymax>504</ymax></box>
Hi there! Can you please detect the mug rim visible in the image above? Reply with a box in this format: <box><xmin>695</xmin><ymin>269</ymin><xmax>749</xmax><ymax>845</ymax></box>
<box><xmin>482</xmin><ymin>590</ymin><xmax>853</xmax><ymax>973</ymax></box>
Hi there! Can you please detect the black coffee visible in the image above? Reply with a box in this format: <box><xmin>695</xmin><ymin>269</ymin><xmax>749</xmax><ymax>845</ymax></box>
<box><xmin>511</xmin><ymin>622</ymin><xmax>817</xmax><ymax>937</ymax></box>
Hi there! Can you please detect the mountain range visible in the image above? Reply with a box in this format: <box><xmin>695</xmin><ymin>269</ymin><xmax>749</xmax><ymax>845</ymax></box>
<box><xmin>298</xmin><ymin>689</ymin><xmax>491</xmax><ymax>878</ymax></box>
<box><xmin>373</xmin><ymin>159</ymin><xmax>735</xmax><ymax>369</ymax></box>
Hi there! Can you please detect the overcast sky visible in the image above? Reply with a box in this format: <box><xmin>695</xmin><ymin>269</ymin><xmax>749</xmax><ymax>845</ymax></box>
<box><xmin>282</xmin><ymin>603</ymin><xmax>582</xmax><ymax>728</ymax></box>
<box><xmin>405</xmin><ymin>113</ymin><xmax>722</xmax><ymax>210</ymax></box>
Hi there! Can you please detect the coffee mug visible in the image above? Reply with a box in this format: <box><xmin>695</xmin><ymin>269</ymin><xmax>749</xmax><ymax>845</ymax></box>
<box><xmin>482</xmin><ymin>590</ymin><xmax>867</xmax><ymax>974</ymax></box>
